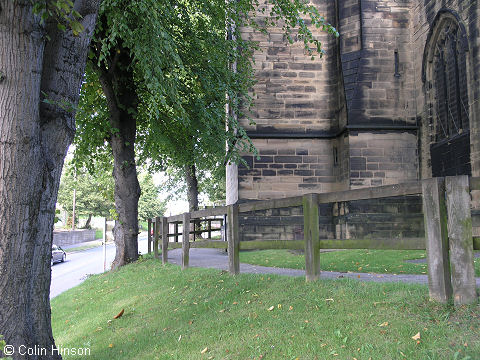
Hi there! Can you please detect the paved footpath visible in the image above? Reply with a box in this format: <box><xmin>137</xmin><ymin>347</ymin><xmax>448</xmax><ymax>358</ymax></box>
<box><xmin>166</xmin><ymin>248</ymin><xmax>480</xmax><ymax>287</ymax></box>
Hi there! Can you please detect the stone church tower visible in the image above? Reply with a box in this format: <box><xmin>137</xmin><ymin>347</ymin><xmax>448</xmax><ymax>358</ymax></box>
<box><xmin>227</xmin><ymin>0</ymin><xmax>480</xmax><ymax>205</ymax></box>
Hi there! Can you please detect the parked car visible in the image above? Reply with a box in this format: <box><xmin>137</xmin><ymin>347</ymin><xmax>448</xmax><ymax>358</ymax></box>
<box><xmin>51</xmin><ymin>244</ymin><xmax>66</xmax><ymax>266</ymax></box>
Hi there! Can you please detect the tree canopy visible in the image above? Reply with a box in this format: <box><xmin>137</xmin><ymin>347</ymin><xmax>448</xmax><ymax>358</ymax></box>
<box><xmin>74</xmin><ymin>0</ymin><xmax>338</xmax><ymax>173</ymax></box>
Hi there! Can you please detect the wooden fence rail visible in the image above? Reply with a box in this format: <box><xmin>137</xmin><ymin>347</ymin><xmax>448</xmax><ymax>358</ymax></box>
<box><xmin>148</xmin><ymin>175</ymin><xmax>480</xmax><ymax>305</ymax></box>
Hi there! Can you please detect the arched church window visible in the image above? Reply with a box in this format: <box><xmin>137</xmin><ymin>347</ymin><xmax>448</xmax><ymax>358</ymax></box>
<box><xmin>426</xmin><ymin>13</ymin><xmax>471</xmax><ymax>177</ymax></box>
<box><xmin>432</xmin><ymin>18</ymin><xmax>469</xmax><ymax>142</ymax></box>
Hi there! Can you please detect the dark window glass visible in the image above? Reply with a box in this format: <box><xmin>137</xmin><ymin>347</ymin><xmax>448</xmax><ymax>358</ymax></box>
<box><xmin>432</xmin><ymin>19</ymin><xmax>469</xmax><ymax>142</ymax></box>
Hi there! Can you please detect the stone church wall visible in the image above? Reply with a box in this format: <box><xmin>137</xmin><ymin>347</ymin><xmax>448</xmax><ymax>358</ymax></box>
<box><xmin>412</xmin><ymin>0</ymin><xmax>480</xmax><ymax>178</ymax></box>
<box><xmin>349</xmin><ymin>131</ymin><xmax>418</xmax><ymax>188</ymax></box>
<box><xmin>228</xmin><ymin>0</ymin><xmax>480</xmax><ymax>242</ymax></box>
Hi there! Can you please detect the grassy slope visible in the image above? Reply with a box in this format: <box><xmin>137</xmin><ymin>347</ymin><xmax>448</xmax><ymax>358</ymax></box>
<box><xmin>239</xmin><ymin>250</ymin><xmax>480</xmax><ymax>277</ymax></box>
<box><xmin>51</xmin><ymin>257</ymin><xmax>480</xmax><ymax>359</ymax></box>
<box><xmin>64</xmin><ymin>242</ymin><xmax>103</xmax><ymax>253</ymax></box>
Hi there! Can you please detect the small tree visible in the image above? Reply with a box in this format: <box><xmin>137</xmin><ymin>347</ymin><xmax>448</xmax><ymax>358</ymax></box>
<box><xmin>138</xmin><ymin>173</ymin><xmax>166</xmax><ymax>222</ymax></box>
<box><xmin>57</xmin><ymin>160</ymin><xmax>114</xmax><ymax>228</ymax></box>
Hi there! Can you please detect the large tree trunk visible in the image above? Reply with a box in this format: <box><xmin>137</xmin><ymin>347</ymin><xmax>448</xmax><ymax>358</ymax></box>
<box><xmin>184</xmin><ymin>164</ymin><xmax>199</xmax><ymax>239</ymax></box>
<box><xmin>0</xmin><ymin>0</ymin><xmax>99</xmax><ymax>358</ymax></box>
<box><xmin>84</xmin><ymin>214</ymin><xmax>92</xmax><ymax>229</ymax></box>
<box><xmin>97</xmin><ymin>45</ymin><xmax>141</xmax><ymax>269</ymax></box>
<box><xmin>185</xmin><ymin>164</ymin><xmax>199</xmax><ymax>213</ymax></box>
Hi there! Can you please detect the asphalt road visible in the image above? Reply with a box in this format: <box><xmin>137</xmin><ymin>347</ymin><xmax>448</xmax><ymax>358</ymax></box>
<box><xmin>50</xmin><ymin>236</ymin><xmax>148</xmax><ymax>298</ymax></box>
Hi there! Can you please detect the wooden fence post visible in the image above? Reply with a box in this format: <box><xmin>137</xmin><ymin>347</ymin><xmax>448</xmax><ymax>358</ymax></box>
<box><xmin>303</xmin><ymin>193</ymin><xmax>320</xmax><ymax>282</ymax></box>
<box><xmin>421</xmin><ymin>177</ymin><xmax>452</xmax><ymax>303</ymax></box>
<box><xmin>154</xmin><ymin>217</ymin><xmax>160</xmax><ymax>259</ymax></box>
<box><xmin>446</xmin><ymin>175</ymin><xmax>477</xmax><ymax>305</ymax></box>
<box><xmin>175</xmin><ymin>223</ymin><xmax>179</xmax><ymax>242</ymax></box>
<box><xmin>227</xmin><ymin>204</ymin><xmax>240</xmax><ymax>275</ymax></box>
<box><xmin>161</xmin><ymin>217</ymin><xmax>169</xmax><ymax>264</ymax></box>
<box><xmin>147</xmin><ymin>218</ymin><xmax>152</xmax><ymax>254</ymax></box>
<box><xmin>182</xmin><ymin>213</ymin><xmax>190</xmax><ymax>269</ymax></box>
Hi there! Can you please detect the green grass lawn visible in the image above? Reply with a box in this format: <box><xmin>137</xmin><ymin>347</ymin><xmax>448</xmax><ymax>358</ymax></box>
<box><xmin>239</xmin><ymin>249</ymin><xmax>480</xmax><ymax>277</ymax></box>
<box><xmin>64</xmin><ymin>242</ymin><xmax>103</xmax><ymax>253</ymax></box>
<box><xmin>51</xmin><ymin>257</ymin><xmax>480</xmax><ymax>359</ymax></box>
<box><xmin>95</xmin><ymin>229</ymin><xmax>103</xmax><ymax>240</ymax></box>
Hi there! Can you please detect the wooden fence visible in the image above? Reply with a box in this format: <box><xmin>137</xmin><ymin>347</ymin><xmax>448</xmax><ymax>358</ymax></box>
<box><xmin>148</xmin><ymin>175</ymin><xmax>480</xmax><ymax>305</ymax></box>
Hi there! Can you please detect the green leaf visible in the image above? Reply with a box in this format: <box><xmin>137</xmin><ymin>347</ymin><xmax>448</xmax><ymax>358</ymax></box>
<box><xmin>71</xmin><ymin>21</ymin><xmax>84</xmax><ymax>36</ymax></box>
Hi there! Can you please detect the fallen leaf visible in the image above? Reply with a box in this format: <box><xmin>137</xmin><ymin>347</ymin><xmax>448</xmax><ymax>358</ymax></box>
<box><xmin>325</xmin><ymin>298</ymin><xmax>334</xmax><ymax>302</ymax></box>
<box><xmin>412</xmin><ymin>332</ymin><xmax>421</xmax><ymax>341</ymax></box>
<box><xmin>378</xmin><ymin>322</ymin><xmax>389</xmax><ymax>327</ymax></box>
<box><xmin>108</xmin><ymin>344</ymin><xmax>113</xmax><ymax>348</ymax></box>
<box><xmin>289</xmin><ymin>306</ymin><xmax>293</xmax><ymax>310</ymax></box>
<box><xmin>113</xmin><ymin>309</ymin><xmax>124</xmax><ymax>319</ymax></box>
<box><xmin>178</xmin><ymin>335</ymin><xmax>182</xmax><ymax>342</ymax></box>
<box><xmin>268</xmin><ymin>306</ymin><xmax>274</xmax><ymax>311</ymax></box>
<box><xmin>233</xmin><ymin>302</ymin><xmax>238</xmax><ymax>305</ymax></box>
<box><xmin>278</xmin><ymin>304</ymin><xmax>282</xmax><ymax>309</ymax></box>
<box><xmin>201</xmin><ymin>347</ymin><xmax>209</xmax><ymax>354</ymax></box>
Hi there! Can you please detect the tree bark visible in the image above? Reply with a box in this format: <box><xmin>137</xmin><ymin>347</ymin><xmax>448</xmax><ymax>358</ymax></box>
<box><xmin>184</xmin><ymin>164</ymin><xmax>199</xmax><ymax>238</ymax></box>
<box><xmin>96</xmin><ymin>43</ymin><xmax>141</xmax><ymax>269</ymax></box>
<box><xmin>0</xmin><ymin>0</ymin><xmax>99</xmax><ymax>358</ymax></box>
<box><xmin>185</xmin><ymin>164</ymin><xmax>199</xmax><ymax>213</ymax></box>
<box><xmin>84</xmin><ymin>214</ymin><xmax>92</xmax><ymax>229</ymax></box>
